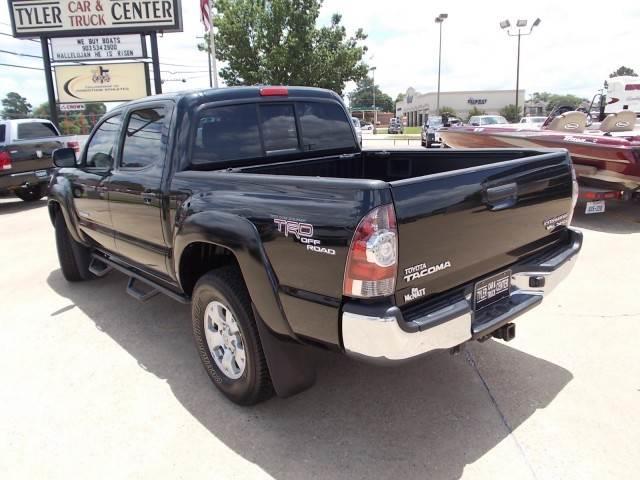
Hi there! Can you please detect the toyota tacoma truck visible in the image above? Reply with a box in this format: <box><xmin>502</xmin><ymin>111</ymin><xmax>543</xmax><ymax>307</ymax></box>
<box><xmin>48</xmin><ymin>86</ymin><xmax>582</xmax><ymax>405</ymax></box>
<box><xmin>0</xmin><ymin>119</ymin><xmax>80</xmax><ymax>201</ymax></box>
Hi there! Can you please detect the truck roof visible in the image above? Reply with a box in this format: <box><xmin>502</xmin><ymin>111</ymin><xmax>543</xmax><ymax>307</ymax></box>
<box><xmin>112</xmin><ymin>86</ymin><xmax>344</xmax><ymax>113</ymax></box>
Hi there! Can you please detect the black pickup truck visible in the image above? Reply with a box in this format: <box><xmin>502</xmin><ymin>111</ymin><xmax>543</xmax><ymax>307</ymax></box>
<box><xmin>48</xmin><ymin>86</ymin><xmax>582</xmax><ymax>405</ymax></box>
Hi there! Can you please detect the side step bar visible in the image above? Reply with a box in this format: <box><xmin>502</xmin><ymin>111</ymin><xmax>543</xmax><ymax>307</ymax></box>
<box><xmin>126</xmin><ymin>277</ymin><xmax>159</xmax><ymax>302</ymax></box>
<box><xmin>90</xmin><ymin>252</ymin><xmax>190</xmax><ymax>304</ymax></box>
<box><xmin>88</xmin><ymin>257</ymin><xmax>113</xmax><ymax>277</ymax></box>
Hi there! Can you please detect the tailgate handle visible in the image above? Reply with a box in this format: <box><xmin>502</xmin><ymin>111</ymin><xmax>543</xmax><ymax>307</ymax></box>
<box><xmin>484</xmin><ymin>183</ymin><xmax>518</xmax><ymax>211</ymax></box>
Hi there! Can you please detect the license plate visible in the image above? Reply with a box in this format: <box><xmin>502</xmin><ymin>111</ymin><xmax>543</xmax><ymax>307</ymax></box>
<box><xmin>35</xmin><ymin>169</ymin><xmax>48</xmax><ymax>178</ymax></box>
<box><xmin>585</xmin><ymin>200</ymin><xmax>605</xmax><ymax>214</ymax></box>
<box><xmin>474</xmin><ymin>270</ymin><xmax>511</xmax><ymax>310</ymax></box>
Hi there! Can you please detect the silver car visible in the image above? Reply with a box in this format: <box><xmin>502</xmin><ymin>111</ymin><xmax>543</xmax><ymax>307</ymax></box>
<box><xmin>351</xmin><ymin>117</ymin><xmax>362</xmax><ymax>145</ymax></box>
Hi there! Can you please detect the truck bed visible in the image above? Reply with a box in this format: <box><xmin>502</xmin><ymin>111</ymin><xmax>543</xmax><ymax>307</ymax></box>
<box><xmin>232</xmin><ymin>148</ymin><xmax>574</xmax><ymax>307</ymax></box>
<box><xmin>232</xmin><ymin>148</ymin><xmax>542</xmax><ymax>182</ymax></box>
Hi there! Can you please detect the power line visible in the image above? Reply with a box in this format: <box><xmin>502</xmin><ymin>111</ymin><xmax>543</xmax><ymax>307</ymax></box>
<box><xmin>0</xmin><ymin>62</ymin><xmax>43</xmax><ymax>71</ymax></box>
<box><xmin>0</xmin><ymin>49</ymin><xmax>42</xmax><ymax>59</ymax></box>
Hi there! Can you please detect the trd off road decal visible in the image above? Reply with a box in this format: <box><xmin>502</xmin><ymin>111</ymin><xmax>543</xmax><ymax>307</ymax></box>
<box><xmin>273</xmin><ymin>218</ymin><xmax>336</xmax><ymax>255</ymax></box>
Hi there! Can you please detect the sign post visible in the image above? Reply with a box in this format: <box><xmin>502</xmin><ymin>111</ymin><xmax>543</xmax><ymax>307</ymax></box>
<box><xmin>39</xmin><ymin>37</ymin><xmax>59</xmax><ymax>128</ymax></box>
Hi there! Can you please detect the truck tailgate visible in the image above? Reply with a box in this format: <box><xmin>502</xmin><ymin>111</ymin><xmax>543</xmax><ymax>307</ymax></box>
<box><xmin>3</xmin><ymin>139</ymin><xmax>62</xmax><ymax>175</ymax></box>
<box><xmin>390</xmin><ymin>151</ymin><xmax>574</xmax><ymax>306</ymax></box>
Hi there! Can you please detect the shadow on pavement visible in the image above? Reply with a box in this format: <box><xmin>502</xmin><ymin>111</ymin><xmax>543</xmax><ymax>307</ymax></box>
<box><xmin>572</xmin><ymin>200</ymin><xmax>640</xmax><ymax>234</ymax></box>
<box><xmin>0</xmin><ymin>197</ymin><xmax>47</xmax><ymax>215</ymax></box>
<box><xmin>47</xmin><ymin>269</ymin><xmax>572</xmax><ymax>480</ymax></box>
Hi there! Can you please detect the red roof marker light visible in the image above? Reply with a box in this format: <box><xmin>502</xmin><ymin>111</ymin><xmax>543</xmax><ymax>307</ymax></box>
<box><xmin>260</xmin><ymin>86</ymin><xmax>289</xmax><ymax>96</ymax></box>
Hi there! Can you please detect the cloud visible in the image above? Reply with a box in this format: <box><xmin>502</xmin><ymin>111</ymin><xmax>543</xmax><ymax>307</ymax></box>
<box><xmin>1</xmin><ymin>0</ymin><xmax>639</xmax><ymax>111</ymax></box>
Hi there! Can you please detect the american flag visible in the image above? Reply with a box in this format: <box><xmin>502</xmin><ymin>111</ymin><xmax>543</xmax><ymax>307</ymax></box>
<box><xmin>201</xmin><ymin>0</ymin><xmax>211</xmax><ymax>31</ymax></box>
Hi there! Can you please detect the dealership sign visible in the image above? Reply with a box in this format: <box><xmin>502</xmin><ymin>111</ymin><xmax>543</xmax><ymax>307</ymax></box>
<box><xmin>468</xmin><ymin>97</ymin><xmax>488</xmax><ymax>105</ymax></box>
<box><xmin>8</xmin><ymin>0</ymin><xmax>182</xmax><ymax>38</ymax></box>
<box><xmin>55</xmin><ymin>63</ymin><xmax>149</xmax><ymax>103</ymax></box>
<box><xmin>51</xmin><ymin>35</ymin><xmax>143</xmax><ymax>61</ymax></box>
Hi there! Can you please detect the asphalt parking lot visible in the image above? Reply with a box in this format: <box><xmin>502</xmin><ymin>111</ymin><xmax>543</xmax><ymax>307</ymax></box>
<box><xmin>1</xmin><ymin>196</ymin><xmax>638</xmax><ymax>479</ymax></box>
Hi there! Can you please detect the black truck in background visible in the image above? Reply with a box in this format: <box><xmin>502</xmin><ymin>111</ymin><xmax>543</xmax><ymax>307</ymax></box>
<box><xmin>0</xmin><ymin>119</ymin><xmax>80</xmax><ymax>201</ymax></box>
<box><xmin>48</xmin><ymin>86</ymin><xmax>582</xmax><ymax>405</ymax></box>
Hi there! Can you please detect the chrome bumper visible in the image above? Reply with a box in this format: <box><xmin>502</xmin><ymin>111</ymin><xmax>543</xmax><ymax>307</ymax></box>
<box><xmin>341</xmin><ymin>229</ymin><xmax>582</xmax><ymax>364</ymax></box>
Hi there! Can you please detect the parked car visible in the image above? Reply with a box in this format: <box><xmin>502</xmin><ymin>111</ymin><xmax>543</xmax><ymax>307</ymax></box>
<box><xmin>351</xmin><ymin>117</ymin><xmax>362</xmax><ymax>145</ymax></box>
<box><xmin>388</xmin><ymin>119</ymin><xmax>404</xmax><ymax>134</ymax></box>
<box><xmin>49</xmin><ymin>86</ymin><xmax>582</xmax><ymax>405</ymax></box>
<box><xmin>360</xmin><ymin>121</ymin><xmax>374</xmax><ymax>131</ymax></box>
<box><xmin>421</xmin><ymin>116</ymin><xmax>444</xmax><ymax>148</ymax></box>
<box><xmin>0</xmin><ymin>119</ymin><xmax>80</xmax><ymax>201</ymax></box>
<box><xmin>518</xmin><ymin>116</ymin><xmax>547</xmax><ymax>128</ymax></box>
<box><xmin>468</xmin><ymin>115</ymin><xmax>509</xmax><ymax>126</ymax></box>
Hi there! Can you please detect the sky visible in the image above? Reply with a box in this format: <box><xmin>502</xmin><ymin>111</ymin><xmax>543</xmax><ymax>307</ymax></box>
<box><xmin>1</xmin><ymin>0</ymin><xmax>639</xmax><ymax>110</ymax></box>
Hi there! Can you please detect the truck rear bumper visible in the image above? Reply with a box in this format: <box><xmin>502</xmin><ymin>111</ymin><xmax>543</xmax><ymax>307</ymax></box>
<box><xmin>341</xmin><ymin>229</ymin><xmax>582</xmax><ymax>364</ymax></box>
<box><xmin>0</xmin><ymin>169</ymin><xmax>51</xmax><ymax>192</ymax></box>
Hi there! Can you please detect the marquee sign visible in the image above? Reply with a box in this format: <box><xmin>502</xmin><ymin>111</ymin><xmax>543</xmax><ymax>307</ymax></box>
<box><xmin>51</xmin><ymin>35</ymin><xmax>143</xmax><ymax>61</ymax></box>
<box><xmin>8</xmin><ymin>0</ymin><xmax>183</xmax><ymax>38</ymax></box>
<box><xmin>55</xmin><ymin>62</ymin><xmax>149</xmax><ymax>103</ymax></box>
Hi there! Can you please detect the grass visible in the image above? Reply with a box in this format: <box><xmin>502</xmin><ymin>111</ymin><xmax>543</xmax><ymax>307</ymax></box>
<box><xmin>402</xmin><ymin>127</ymin><xmax>421</xmax><ymax>134</ymax></box>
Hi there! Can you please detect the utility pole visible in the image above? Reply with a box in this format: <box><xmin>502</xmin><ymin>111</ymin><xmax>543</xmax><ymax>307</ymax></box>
<box><xmin>208</xmin><ymin>0</ymin><xmax>219</xmax><ymax>88</ymax></box>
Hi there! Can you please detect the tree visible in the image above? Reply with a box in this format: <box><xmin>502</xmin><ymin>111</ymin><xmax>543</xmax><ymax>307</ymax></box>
<box><xmin>609</xmin><ymin>66</ymin><xmax>638</xmax><ymax>78</ymax></box>
<box><xmin>204</xmin><ymin>0</ymin><xmax>368</xmax><ymax>95</ymax></box>
<box><xmin>348</xmin><ymin>76</ymin><xmax>394</xmax><ymax>112</ymax></box>
<box><xmin>1</xmin><ymin>92</ymin><xmax>32</xmax><ymax>119</ymax></box>
<box><xmin>395</xmin><ymin>93</ymin><xmax>406</xmax><ymax>104</ymax></box>
<box><xmin>545</xmin><ymin>94</ymin><xmax>585</xmax><ymax>113</ymax></box>
<box><xmin>466</xmin><ymin>106</ymin><xmax>486</xmax><ymax>122</ymax></box>
<box><xmin>499</xmin><ymin>104</ymin><xmax>521</xmax><ymax>123</ymax></box>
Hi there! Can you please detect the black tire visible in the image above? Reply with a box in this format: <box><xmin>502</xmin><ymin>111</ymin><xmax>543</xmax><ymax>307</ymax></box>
<box><xmin>421</xmin><ymin>139</ymin><xmax>426</xmax><ymax>147</ymax></box>
<box><xmin>192</xmin><ymin>266</ymin><xmax>273</xmax><ymax>405</ymax></box>
<box><xmin>15</xmin><ymin>184</ymin><xmax>45</xmax><ymax>202</ymax></box>
<box><xmin>426</xmin><ymin>142</ymin><xmax>432</xmax><ymax>148</ymax></box>
<box><xmin>54</xmin><ymin>213</ymin><xmax>94</xmax><ymax>282</ymax></box>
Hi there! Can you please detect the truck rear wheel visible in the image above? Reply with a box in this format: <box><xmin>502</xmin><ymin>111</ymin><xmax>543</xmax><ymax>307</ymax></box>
<box><xmin>15</xmin><ymin>184</ymin><xmax>45</xmax><ymax>202</ymax></box>
<box><xmin>54</xmin><ymin>213</ymin><xmax>94</xmax><ymax>282</ymax></box>
<box><xmin>192</xmin><ymin>267</ymin><xmax>273</xmax><ymax>405</ymax></box>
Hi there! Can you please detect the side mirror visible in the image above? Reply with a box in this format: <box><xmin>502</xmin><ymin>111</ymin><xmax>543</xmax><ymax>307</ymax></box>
<box><xmin>53</xmin><ymin>147</ymin><xmax>77</xmax><ymax>168</ymax></box>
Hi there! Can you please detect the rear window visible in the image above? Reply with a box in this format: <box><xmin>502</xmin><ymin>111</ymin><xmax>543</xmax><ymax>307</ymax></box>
<box><xmin>298</xmin><ymin>102</ymin><xmax>355</xmax><ymax>152</ymax></box>
<box><xmin>260</xmin><ymin>104</ymin><xmax>299</xmax><ymax>153</ymax></box>
<box><xmin>17</xmin><ymin>122</ymin><xmax>58</xmax><ymax>140</ymax></box>
<box><xmin>193</xmin><ymin>104</ymin><xmax>262</xmax><ymax>165</ymax></box>
<box><xmin>192</xmin><ymin>100</ymin><xmax>355</xmax><ymax>166</ymax></box>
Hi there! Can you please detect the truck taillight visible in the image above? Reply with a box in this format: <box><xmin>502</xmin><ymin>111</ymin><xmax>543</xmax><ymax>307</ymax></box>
<box><xmin>0</xmin><ymin>151</ymin><xmax>12</xmax><ymax>171</ymax></box>
<box><xmin>343</xmin><ymin>204</ymin><xmax>398</xmax><ymax>298</ymax></box>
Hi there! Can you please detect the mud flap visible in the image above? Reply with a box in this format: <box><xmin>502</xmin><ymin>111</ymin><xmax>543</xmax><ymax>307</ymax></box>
<box><xmin>252</xmin><ymin>306</ymin><xmax>317</xmax><ymax>398</ymax></box>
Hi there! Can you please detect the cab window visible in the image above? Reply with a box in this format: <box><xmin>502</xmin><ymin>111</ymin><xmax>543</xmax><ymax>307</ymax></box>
<box><xmin>121</xmin><ymin>107</ymin><xmax>167</xmax><ymax>169</ymax></box>
<box><xmin>84</xmin><ymin>115</ymin><xmax>122</xmax><ymax>169</ymax></box>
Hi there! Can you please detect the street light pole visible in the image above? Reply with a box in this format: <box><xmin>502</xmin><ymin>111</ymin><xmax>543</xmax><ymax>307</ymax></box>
<box><xmin>515</xmin><ymin>30</ymin><xmax>521</xmax><ymax>119</ymax></box>
<box><xmin>500</xmin><ymin>18</ymin><xmax>541</xmax><ymax>121</ymax></box>
<box><xmin>370</xmin><ymin>66</ymin><xmax>377</xmax><ymax>126</ymax></box>
<box><xmin>435</xmin><ymin>13</ymin><xmax>448</xmax><ymax>114</ymax></box>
